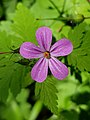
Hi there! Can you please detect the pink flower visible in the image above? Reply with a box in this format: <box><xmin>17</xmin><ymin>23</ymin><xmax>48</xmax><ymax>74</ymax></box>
<box><xmin>20</xmin><ymin>27</ymin><xmax>73</xmax><ymax>82</ymax></box>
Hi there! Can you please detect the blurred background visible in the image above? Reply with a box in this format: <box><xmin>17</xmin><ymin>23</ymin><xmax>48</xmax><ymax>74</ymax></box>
<box><xmin>0</xmin><ymin>0</ymin><xmax>90</xmax><ymax>120</ymax></box>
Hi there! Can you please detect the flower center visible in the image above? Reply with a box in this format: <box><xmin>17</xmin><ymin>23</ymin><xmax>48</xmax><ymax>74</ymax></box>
<box><xmin>44</xmin><ymin>51</ymin><xmax>50</xmax><ymax>59</ymax></box>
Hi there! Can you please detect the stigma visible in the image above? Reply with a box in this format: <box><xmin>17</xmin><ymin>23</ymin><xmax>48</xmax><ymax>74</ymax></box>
<box><xmin>44</xmin><ymin>51</ymin><xmax>50</xmax><ymax>59</ymax></box>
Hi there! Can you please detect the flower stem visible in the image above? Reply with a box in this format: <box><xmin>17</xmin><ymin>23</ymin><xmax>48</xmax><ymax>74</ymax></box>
<box><xmin>49</xmin><ymin>0</ymin><xmax>61</xmax><ymax>14</ymax></box>
<box><xmin>0</xmin><ymin>48</ymin><xmax>20</xmax><ymax>55</ymax></box>
<box><xmin>0</xmin><ymin>51</ymin><xmax>12</xmax><ymax>54</ymax></box>
<box><xmin>36</xmin><ymin>16</ymin><xmax>90</xmax><ymax>22</ymax></box>
<box><xmin>36</xmin><ymin>17</ymin><xmax>68</xmax><ymax>21</ymax></box>
<box><xmin>60</xmin><ymin>0</ymin><xmax>66</xmax><ymax>15</ymax></box>
<box><xmin>84</xmin><ymin>16</ymin><xmax>90</xmax><ymax>19</ymax></box>
<box><xmin>28</xmin><ymin>100</ymin><xmax>43</xmax><ymax>120</ymax></box>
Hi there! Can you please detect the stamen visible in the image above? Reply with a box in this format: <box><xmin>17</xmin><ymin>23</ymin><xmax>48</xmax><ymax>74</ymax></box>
<box><xmin>44</xmin><ymin>51</ymin><xmax>50</xmax><ymax>59</ymax></box>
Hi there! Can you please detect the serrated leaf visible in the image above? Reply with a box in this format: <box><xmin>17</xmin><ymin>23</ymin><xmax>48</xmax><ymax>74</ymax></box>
<box><xmin>12</xmin><ymin>3</ymin><xmax>39</xmax><ymax>44</ymax></box>
<box><xmin>68</xmin><ymin>23</ymin><xmax>87</xmax><ymax>48</ymax></box>
<box><xmin>0</xmin><ymin>31</ymin><xmax>27</xmax><ymax>102</ymax></box>
<box><xmin>35</xmin><ymin>77</ymin><xmax>58</xmax><ymax>115</ymax></box>
<box><xmin>0</xmin><ymin>61</ymin><xmax>26</xmax><ymax>101</ymax></box>
<box><xmin>68</xmin><ymin>23</ymin><xmax>90</xmax><ymax>72</ymax></box>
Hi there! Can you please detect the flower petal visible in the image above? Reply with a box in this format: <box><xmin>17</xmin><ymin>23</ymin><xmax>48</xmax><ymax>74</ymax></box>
<box><xmin>36</xmin><ymin>27</ymin><xmax>52</xmax><ymax>51</ymax></box>
<box><xmin>20</xmin><ymin>42</ymin><xmax>43</xmax><ymax>59</ymax></box>
<box><xmin>50</xmin><ymin>38</ymin><xmax>73</xmax><ymax>57</ymax></box>
<box><xmin>49</xmin><ymin>57</ymin><xmax>69</xmax><ymax>80</ymax></box>
<box><xmin>31</xmin><ymin>58</ymin><xmax>49</xmax><ymax>82</ymax></box>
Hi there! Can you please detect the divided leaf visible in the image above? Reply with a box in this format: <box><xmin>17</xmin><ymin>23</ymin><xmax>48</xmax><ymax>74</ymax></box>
<box><xmin>12</xmin><ymin>3</ymin><xmax>39</xmax><ymax>44</ymax></box>
<box><xmin>35</xmin><ymin>77</ymin><xmax>58</xmax><ymax>115</ymax></box>
<box><xmin>68</xmin><ymin>23</ymin><xmax>87</xmax><ymax>48</ymax></box>
<box><xmin>0</xmin><ymin>59</ymin><xmax>26</xmax><ymax>102</ymax></box>
<box><xmin>0</xmin><ymin>3</ymin><xmax>40</xmax><ymax>102</ymax></box>
<box><xmin>0</xmin><ymin>31</ymin><xmax>27</xmax><ymax>102</ymax></box>
<box><xmin>68</xmin><ymin>23</ymin><xmax>90</xmax><ymax>72</ymax></box>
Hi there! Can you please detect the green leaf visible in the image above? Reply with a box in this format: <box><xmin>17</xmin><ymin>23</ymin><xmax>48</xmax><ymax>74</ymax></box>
<box><xmin>2</xmin><ymin>0</ymin><xmax>16</xmax><ymax>20</ymax></box>
<box><xmin>0</xmin><ymin>31</ymin><xmax>27</xmax><ymax>102</ymax></box>
<box><xmin>0</xmin><ymin>21</ymin><xmax>14</xmax><ymax>35</ymax></box>
<box><xmin>16</xmin><ymin>89</ymin><xmax>31</xmax><ymax>120</ymax></box>
<box><xmin>12</xmin><ymin>3</ymin><xmax>39</xmax><ymax>44</ymax></box>
<box><xmin>22</xmin><ymin>73</ymin><xmax>34</xmax><ymax>88</ymax></box>
<box><xmin>67</xmin><ymin>23</ymin><xmax>90</xmax><ymax>72</ymax></box>
<box><xmin>22</xmin><ymin>0</ymin><xmax>35</xmax><ymax>8</ymax></box>
<box><xmin>0</xmin><ymin>31</ymin><xmax>11</xmax><ymax>52</ymax></box>
<box><xmin>60</xmin><ymin>110</ymin><xmax>79</xmax><ymax>120</ymax></box>
<box><xmin>35</xmin><ymin>77</ymin><xmax>58</xmax><ymax>115</ymax></box>
<box><xmin>68</xmin><ymin>23</ymin><xmax>87</xmax><ymax>48</ymax></box>
<box><xmin>0</xmin><ymin>58</ymin><xmax>27</xmax><ymax>102</ymax></box>
<box><xmin>0</xmin><ymin>31</ymin><xmax>23</xmax><ymax>53</ymax></box>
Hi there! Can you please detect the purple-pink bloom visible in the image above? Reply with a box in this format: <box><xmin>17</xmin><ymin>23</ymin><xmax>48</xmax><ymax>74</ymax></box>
<box><xmin>20</xmin><ymin>27</ymin><xmax>73</xmax><ymax>82</ymax></box>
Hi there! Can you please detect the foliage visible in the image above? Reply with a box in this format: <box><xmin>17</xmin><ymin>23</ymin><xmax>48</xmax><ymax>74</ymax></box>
<box><xmin>0</xmin><ymin>0</ymin><xmax>90</xmax><ymax>120</ymax></box>
<box><xmin>68</xmin><ymin>23</ymin><xmax>90</xmax><ymax>71</ymax></box>
<box><xmin>12</xmin><ymin>3</ymin><xmax>39</xmax><ymax>44</ymax></box>
<box><xmin>35</xmin><ymin>77</ymin><xmax>58</xmax><ymax>115</ymax></box>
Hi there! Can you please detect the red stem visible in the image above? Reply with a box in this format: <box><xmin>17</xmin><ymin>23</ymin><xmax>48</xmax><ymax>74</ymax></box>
<box><xmin>0</xmin><ymin>52</ymin><xmax>12</xmax><ymax>54</ymax></box>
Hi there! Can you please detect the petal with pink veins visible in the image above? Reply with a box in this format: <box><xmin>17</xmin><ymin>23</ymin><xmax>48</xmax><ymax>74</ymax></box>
<box><xmin>31</xmin><ymin>58</ymin><xmax>49</xmax><ymax>82</ymax></box>
<box><xmin>49</xmin><ymin>57</ymin><xmax>69</xmax><ymax>80</ymax></box>
<box><xmin>36</xmin><ymin>27</ymin><xmax>52</xmax><ymax>51</ymax></box>
<box><xmin>20</xmin><ymin>42</ymin><xmax>43</xmax><ymax>59</ymax></box>
<box><xmin>50</xmin><ymin>38</ymin><xmax>73</xmax><ymax>57</ymax></box>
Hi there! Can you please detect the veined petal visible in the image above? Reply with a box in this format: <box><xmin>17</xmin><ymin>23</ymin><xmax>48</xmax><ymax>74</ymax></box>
<box><xmin>31</xmin><ymin>58</ymin><xmax>49</xmax><ymax>82</ymax></box>
<box><xmin>49</xmin><ymin>57</ymin><xmax>69</xmax><ymax>80</ymax></box>
<box><xmin>50</xmin><ymin>38</ymin><xmax>73</xmax><ymax>57</ymax></box>
<box><xmin>20</xmin><ymin>42</ymin><xmax>43</xmax><ymax>59</ymax></box>
<box><xmin>36</xmin><ymin>27</ymin><xmax>52</xmax><ymax>51</ymax></box>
